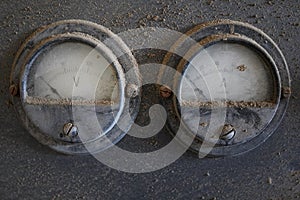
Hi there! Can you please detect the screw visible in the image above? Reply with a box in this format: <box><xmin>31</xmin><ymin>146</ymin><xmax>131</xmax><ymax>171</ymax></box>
<box><xmin>282</xmin><ymin>87</ymin><xmax>291</xmax><ymax>98</ymax></box>
<box><xmin>126</xmin><ymin>84</ymin><xmax>139</xmax><ymax>98</ymax></box>
<box><xmin>220</xmin><ymin>124</ymin><xmax>236</xmax><ymax>141</ymax></box>
<box><xmin>159</xmin><ymin>86</ymin><xmax>172</xmax><ymax>98</ymax></box>
<box><xmin>9</xmin><ymin>84</ymin><xmax>18</xmax><ymax>96</ymax></box>
<box><xmin>62</xmin><ymin>122</ymin><xmax>78</xmax><ymax>138</ymax></box>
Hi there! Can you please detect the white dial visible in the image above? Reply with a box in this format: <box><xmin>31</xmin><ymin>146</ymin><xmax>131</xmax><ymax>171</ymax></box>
<box><xmin>180</xmin><ymin>42</ymin><xmax>274</xmax><ymax>103</ymax></box>
<box><xmin>29</xmin><ymin>42</ymin><xmax>119</xmax><ymax>103</ymax></box>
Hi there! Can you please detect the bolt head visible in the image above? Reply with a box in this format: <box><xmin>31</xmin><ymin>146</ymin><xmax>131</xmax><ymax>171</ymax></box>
<box><xmin>9</xmin><ymin>84</ymin><xmax>18</xmax><ymax>96</ymax></box>
<box><xmin>220</xmin><ymin>124</ymin><xmax>236</xmax><ymax>141</ymax></box>
<box><xmin>159</xmin><ymin>86</ymin><xmax>172</xmax><ymax>98</ymax></box>
<box><xmin>63</xmin><ymin>122</ymin><xmax>78</xmax><ymax>137</ymax></box>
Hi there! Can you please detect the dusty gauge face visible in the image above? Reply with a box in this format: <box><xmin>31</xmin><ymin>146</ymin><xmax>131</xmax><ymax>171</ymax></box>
<box><xmin>10</xmin><ymin>20</ymin><xmax>141</xmax><ymax>154</ymax></box>
<box><xmin>160</xmin><ymin>20</ymin><xmax>291</xmax><ymax>156</ymax></box>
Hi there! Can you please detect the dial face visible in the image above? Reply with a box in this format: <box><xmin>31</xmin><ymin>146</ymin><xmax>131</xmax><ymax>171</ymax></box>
<box><xmin>178</xmin><ymin>42</ymin><xmax>277</xmax><ymax>144</ymax></box>
<box><xmin>27</xmin><ymin>42</ymin><xmax>119</xmax><ymax>102</ymax></box>
<box><xmin>180</xmin><ymin>42</ymin><xmax>275</xmax><ymax>103</ymax></box>
<box><xmin>23</xmin><ymin>42</ymin><xmax>122</xmax><ymax>142</ymax></box>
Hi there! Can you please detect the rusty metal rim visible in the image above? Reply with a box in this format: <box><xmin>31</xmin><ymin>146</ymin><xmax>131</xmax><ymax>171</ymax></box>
<box><xmin>160</xmin><ymin>19</ymin><xmax>291</xmax><ymax>157</ymax></box>
<box><xmin>21</xmin><ymin>34</ymin><xmax>126</xmax><ymax>141</ymax></box>
<box><xmin>10</xmin><ymin>20</ymin><xmax>141</xmax><ymax>155</ymax></box>
<box><xmin>175</xmin><ymin>35</ymin><xmax>281</xmax><ymax>148</ymax></box>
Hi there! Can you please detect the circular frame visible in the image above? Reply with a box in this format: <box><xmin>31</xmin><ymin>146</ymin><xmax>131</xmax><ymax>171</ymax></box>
<box><xmin>10</xmin><ymin>20</ymin><xmax>141</xmax><ymax>155</ymax></box>
<box><xmin>160</xmin><ymin>19</ymin><xmax>291</xmax><ymax>157</ymax></box>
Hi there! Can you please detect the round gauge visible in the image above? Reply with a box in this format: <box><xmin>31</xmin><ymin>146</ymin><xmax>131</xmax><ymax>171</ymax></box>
<box><xmin>160</xmin><ymin>20</ymin><xmax>291</xmax><ymax>156</ymax></box>
<box><xmin>10</xmin><ymin>20</ymin><xmax>141</xmax><ymax>155</ymax></box>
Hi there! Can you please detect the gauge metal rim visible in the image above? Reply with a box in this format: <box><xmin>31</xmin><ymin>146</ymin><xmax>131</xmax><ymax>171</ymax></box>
<box><xmin>10</xmin><ymin>20</ymin><xmax>141</xmax><ymax>155</ymax></box>
<box><xmin>160</xmin><ymin>19</ymin><xmax>291</xmax><ymax>157</ymax></box>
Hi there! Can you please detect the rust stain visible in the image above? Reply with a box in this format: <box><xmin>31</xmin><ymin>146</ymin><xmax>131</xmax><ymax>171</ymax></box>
<box><xmin>25</xmin><ymin>96</ymin><xmax>116</xmax><ymax>106</ymax></box>
<box><xmin>237</xmin><ymin>64</ymin><xmax>247</xmax><ymax>72</ymax></box>
<box><xmin>180</xmin><ymin>100</ymin><xmax>276</xmax><ymax>108</ymax></box>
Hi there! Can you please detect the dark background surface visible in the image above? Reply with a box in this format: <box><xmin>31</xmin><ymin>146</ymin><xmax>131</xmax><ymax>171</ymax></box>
<box><xmin>0</xmin><ymin>0</ymin><xmax>299</xmax><ymax>199</ymax></box>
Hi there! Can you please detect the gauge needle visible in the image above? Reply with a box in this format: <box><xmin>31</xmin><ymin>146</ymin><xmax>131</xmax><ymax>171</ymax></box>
<box><xmin>39</xmin><ymin>76</ymin><xmax>63</xmax><ymax>98</ymax></box>
<box><xmin>73</xmin><ymin>76</ymin><xmax>80</xmax><ymax>87</ymax></box>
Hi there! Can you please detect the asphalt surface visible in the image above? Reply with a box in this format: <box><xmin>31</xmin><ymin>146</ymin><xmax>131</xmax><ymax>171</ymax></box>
<box><xmin>0</xmin><ymin>0</ymin><xmax>299</xmax><ymax>199</ymax></box>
